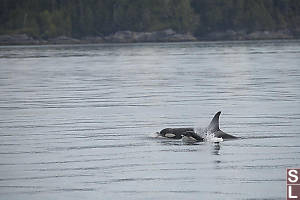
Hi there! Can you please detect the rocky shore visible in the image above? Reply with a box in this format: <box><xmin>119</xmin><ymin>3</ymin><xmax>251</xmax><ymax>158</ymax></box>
<box><xmin>0</xmin><ymin>29</ymin><xmax>196</xmax><ymax>45</ymax></box>
<box><xmin>0</xmin><ymin>29</ymin><xmax>298</xmax><ymax>45</ymax></box>
<box><xmin>200</xmin><ymin>29</ymin><xmax>297</xmax><ymax>40</ymax></box>
<box><xmin>103</xmin><ymin>29</ymin><xmax>196</xmax><ymax>43</ymax></box>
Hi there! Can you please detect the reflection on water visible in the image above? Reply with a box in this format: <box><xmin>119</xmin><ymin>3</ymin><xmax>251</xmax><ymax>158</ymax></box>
<box><xmin>0</xmin><ymin>40</ymin><xmax>300</xmax><ymax>200</ymax></box>
<box><xmin>212</xmin><ymin>143</ymin><xmax>221</xmax><ymax>155</ymax></box>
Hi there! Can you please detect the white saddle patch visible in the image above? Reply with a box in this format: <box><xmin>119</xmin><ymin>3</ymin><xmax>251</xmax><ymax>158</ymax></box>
<box><xmin>165</xmin><ymin>133</ymin><xmax>176</xmax><ymax>138</ymax></box>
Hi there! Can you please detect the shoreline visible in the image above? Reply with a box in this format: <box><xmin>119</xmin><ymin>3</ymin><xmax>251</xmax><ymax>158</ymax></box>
<box><xmin>0</xmin><ymin>29</ymin><xmax>299</xmax><ymax>46</ymax></box>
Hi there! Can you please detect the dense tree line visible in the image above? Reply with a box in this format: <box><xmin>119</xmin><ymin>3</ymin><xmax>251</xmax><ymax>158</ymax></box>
<box><xmin>0</xmin><ymin>0</ymin><xmax>299</xmax><ymax>39</ymax></box>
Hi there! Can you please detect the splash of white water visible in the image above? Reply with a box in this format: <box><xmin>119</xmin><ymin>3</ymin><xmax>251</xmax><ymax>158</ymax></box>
<box><xmin>194</xmin><ymin>127</ymin><xmax>223</xmax><ymax>143</ymax></box>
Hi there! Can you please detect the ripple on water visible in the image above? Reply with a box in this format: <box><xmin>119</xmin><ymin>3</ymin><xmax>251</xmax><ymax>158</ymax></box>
<box><xmin>0</xmin><ymin>41</ymin><xmax>300</xmax><ymax>200</ymax></box>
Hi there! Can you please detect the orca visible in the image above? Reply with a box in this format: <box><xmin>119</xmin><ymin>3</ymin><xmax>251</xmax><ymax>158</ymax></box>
<box><xmin>157</xmin><ymin>111</ymin><xmax>236</xmax><ymax>141</ymax></box>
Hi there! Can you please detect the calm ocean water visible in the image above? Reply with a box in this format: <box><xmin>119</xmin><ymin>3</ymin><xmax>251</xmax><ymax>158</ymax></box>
<box><xmin>0</xmin><ymin>40</ymin><xmax>300</xmax><ymax>200</ymax></box>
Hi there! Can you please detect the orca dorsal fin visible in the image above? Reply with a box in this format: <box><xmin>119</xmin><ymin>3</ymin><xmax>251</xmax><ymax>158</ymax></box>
<box><xmin>207</xmin><ymin>111</ymin><xmax>221</xmax><ymax>132</ymax></box>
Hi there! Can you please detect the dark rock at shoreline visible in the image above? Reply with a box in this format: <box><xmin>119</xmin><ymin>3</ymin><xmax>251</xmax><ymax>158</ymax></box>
<box><xmin>104</xmin><ymin>29</ymin><xmax>197</xmax><ymax>43</ymax></box>
<box><xmin>48</xmin><ymin>36</ymin><xmax>81</xmax><ymax>44</ymax></box>
<box><xmin>0</xmin><ymin>29</ymin><xmax>298</xmax><ymax>45</ymax></box>
<box><xmin>81</xmin><ymin>36</ymin><xmax>104</xmax><ymax>43</ymax></box>
<box><xmin>245</xmin><ymin>30</ymin><xmax>293</xmax><ymax>40</ymax></box>
<box><xmin>0</xmin><ymin>29</ymin><xmax>196</xmax><ymax>45</ymax></box>
<box><xmin>0</xmin><ymin>34</ymin><xmax>39</xmax><ymax>45</ymax></box>
<box><xmin>200</xmin><ymin>29</ymin><xmax>294</xmax><ymax>40</ymax></box>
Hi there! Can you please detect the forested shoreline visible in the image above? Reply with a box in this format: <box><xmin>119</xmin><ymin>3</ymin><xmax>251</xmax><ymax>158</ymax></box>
<box><xmin>0</xmin><ymin>0</ymin><xmax>300</xmax><ymax>44</ymax></box>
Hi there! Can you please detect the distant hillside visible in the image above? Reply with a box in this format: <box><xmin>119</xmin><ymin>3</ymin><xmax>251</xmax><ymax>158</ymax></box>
<box><xmin>0</xmin><ymin>0</ymin><xmax>300</xmax><ymax>40</ymax></box>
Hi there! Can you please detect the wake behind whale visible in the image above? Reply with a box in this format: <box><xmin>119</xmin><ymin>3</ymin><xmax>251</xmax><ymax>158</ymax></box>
<box><xmin>156</xmin><ymin>111</ymin><xmax>237</xmax><ymax>143</ymax></box>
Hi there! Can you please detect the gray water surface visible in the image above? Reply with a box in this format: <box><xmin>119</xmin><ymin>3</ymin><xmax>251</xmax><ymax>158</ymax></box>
<box><xmin>0</xmin><ymin>41</ymin><xmax>300</xmax><ymax>200</ymax></box>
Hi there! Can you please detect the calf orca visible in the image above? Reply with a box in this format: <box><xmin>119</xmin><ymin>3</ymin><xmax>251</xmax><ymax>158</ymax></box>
<box><xmin>157</xmin><ymin>111</ymin><xmax>236</xmax><ymax>141</ymax></box>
